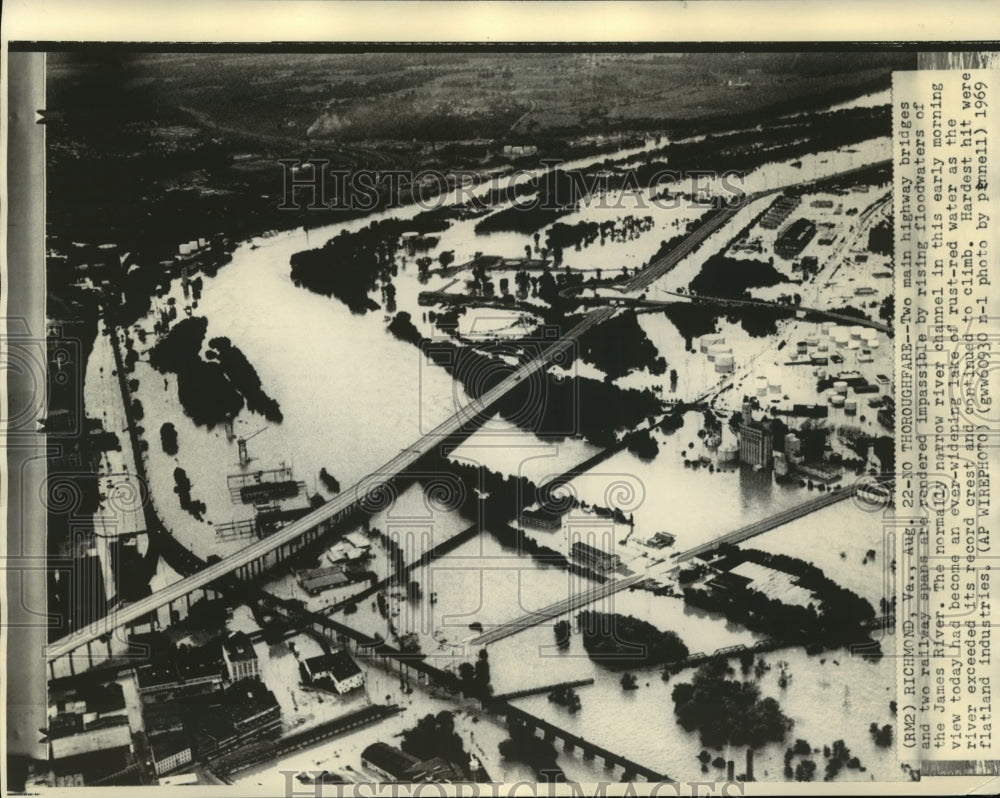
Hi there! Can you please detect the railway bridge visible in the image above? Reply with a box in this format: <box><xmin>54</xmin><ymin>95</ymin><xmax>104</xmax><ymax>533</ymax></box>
<box><xmin>497</xmin><ymin>704</ymin><xmax>672</xmax><ymax>782</ymax></box>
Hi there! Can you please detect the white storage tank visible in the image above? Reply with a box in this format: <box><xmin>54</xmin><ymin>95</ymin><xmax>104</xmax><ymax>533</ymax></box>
<box><xmin>715</xmin><ymin>359</ymin><xmax>735</xmax><ymax>374</ymax></box>
<box><xmin>850</xmin><ymin>325</ymin><xmax>865</xmax><ymax>340</ymax></box>
<box><xmin>830</xmin><ymin>394</ymin><xmax>846</xmax><ymax>407</ymax></box>
<box><xmin>718</xmin><ymin>445</ymin><xmax>739</xmax><ymax>464</ymax></box>
<box><xmin>700</xmin><ymin>335</ymin><xmax>725</xmax><ymax>353</ymax></box>
<box><xmin>845</xmin><ymin>400</ymin><xmax>858</xmax><ymax>415</ymax></box>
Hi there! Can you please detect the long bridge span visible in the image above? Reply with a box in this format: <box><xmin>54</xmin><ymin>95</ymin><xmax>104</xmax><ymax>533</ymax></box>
<box><xmin>498</xmin><ymin>704</ymin><xmax>672</xmax><ymax>782</ymax></box>
<box><xmin>671</xmin><ymin>482</ymin><xmax>859</xmax><ymax>562</ymax></box>
<box><xmin>468</xmin><ymin>573</ymin><xmax>648</xmax><ymax>646</ymax></box>
<box><xmin>46</xmin><ymin>160</ymin><xmax>887</xmax><ymax>675</ymax></box>
<box><xmin>45</xmin><ymin>305</ymin><xmax>616</xmax><ymax>672</ymax></box>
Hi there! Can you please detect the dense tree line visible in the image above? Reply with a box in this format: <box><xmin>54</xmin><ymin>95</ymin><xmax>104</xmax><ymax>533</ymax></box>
<box><xmin>576</xmin><ymin>309</ymin><xmax>667</xmax><ymax>381</ymax></box>
<box><xmin>388</xmin><ymin>311</ymin><xmax>664</xmax><ymax>448</ymax></box>
<box><xmin>682</xmin><ymin>544</ymin><xmax>879</xmax><ymax>654</ymax></box>
<box><xmin>149</xmin><ymin>317</ymin><xmax>281</xmax><ymax>428</ymax></box>
<box><xmin>689</xmin><ymin>254</ymin><xmax>789</xmax><ymax>299</ymax></box>
<box><xmin>173</xmin><ymin>467</ymin><xmax>206</xmax><ymax>520</ymax></box>
<box><xmin>577</xmin><ymin>610</ymin><xmax>688</xmax><ymax>668</ymax></box>
<box><xmin>207</xmin><ymin>337</ymin><xmax>283</xmax><ymax>422</ymax></box>
<box><xmin>289</xmin><ymin>213</ymin><xmax>449</xmax><ymax>314</ymax></box>
<box><xmin>319</xmin><ymin>468</ymin><xmax>341</xmax><ymax>493</ymax></box>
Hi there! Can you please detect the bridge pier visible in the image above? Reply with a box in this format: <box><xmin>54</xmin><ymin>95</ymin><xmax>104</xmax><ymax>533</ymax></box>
<box><xmin>604</xmin><ymin>756</ymin><xmax>614</xmax><ymax>769</ymax></box>
<box><xmin>563</xmin><ymin>739</ymin><xmax>575</xmax><ymax>753</ymax></box>
<box><xmin>582</xmin><ymin>749</ymin><xmax>595</xmax><ymax>761</ymax></box>
<box><xmin>622</xmin><ymin>770</ymin><xmax>636</xmax><ymax>782</ymax></box>
<box><xmin>543</xmin><ymin>729</ymin><xmax>555</xmax><ymax>743</ymax></box>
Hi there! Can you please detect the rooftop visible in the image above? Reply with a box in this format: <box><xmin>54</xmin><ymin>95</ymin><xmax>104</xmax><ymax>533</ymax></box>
<box><xmin>362</xmin><ymin>742</ymin><xmax>421</xmax><ymax>778</ymax></box>
<box><xmin>304</xmin><ymin>650</ymin><xmax>363</xmax><ymax>683</ymax></box>
<box><xmin>223</xmin><ymin>632</ymin><xmax>257</xmax><ymax>663</ymax></box>
<box><xmin>149</xmin><ymin>732</ymin><xmax>192</xmax><ymax>762</ymax></box>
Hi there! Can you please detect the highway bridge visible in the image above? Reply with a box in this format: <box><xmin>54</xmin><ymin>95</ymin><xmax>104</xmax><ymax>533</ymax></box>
<box><xmin>46</xmin><ymin>279</ymin><xmax>630</xmax><ymax>671</ymax></box>
<box><xmin>671</xmin><ymin>482</ymin><xmax>858</xmax><ymax>562</ymax></box>
<box><xmin>572</xmin><ymin>291</ymin><xmax>893</xmax><ymax>336</ymax></box>
<box><xmin>46</xmin><ymin>159</ymin><xmax>887</xmax><ymax>675</ymax></box>
<box><xmin>468</xmin><ymin>572</ymin><xmax>649</xmax><ymax>647</ymax></box>
<box><xmin>46</xmin><ymin>308</ymin><xmax>608</xmax><ymax>672</ymax></box>
<box><xmin>647</xmin><ymin>291</ymin><xmax>892</xmax><ymax>335</ymax></box>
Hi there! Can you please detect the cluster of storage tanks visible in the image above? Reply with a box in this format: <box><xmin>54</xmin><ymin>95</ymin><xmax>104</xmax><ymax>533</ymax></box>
<box><xmin>750</xmin><ymin>373</ymin><xmax>783</xmax><ymax>398</ymax></box>
<box><xmin>828</xmin><ymin>380</ymin><xmax>858</xmax><ymax>415</ymax></box>
<box><xmin>827</xmin><ymin>324</ymin><xmax>880</xmax><ymax>358</ymax></box>
<box><xmin>700</xmin><ymin>334</ymin><xmax>735</xmax><ymax>373</ymax></box>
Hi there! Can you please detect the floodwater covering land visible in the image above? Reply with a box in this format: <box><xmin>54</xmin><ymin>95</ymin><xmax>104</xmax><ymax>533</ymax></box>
<box><xmin>43</xmin><ymin>64</ymin><xmax>906</xmax><ymax>789</ymax></box>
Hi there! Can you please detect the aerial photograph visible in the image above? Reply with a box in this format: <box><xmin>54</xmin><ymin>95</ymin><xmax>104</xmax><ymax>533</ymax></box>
<box><xmin>32</xmin><ymin>49</ymin><xmax>906</xmax><ymax>788</ymax></box>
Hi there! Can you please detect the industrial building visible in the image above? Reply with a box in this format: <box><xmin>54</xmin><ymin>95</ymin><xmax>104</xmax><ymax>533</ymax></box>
<box><xmin>774</xmin><ymin>218</ymin><xmax>817</xmax><ymax>259</ymax></box>
<box><xmin>298</xmin><ymin>564</ymin><xmax>351</xmax><ymax>595</ymax></box>
<box><xmin>302</xmin><ymin>649</ymin><xmax>365</xmax><ymax>694</ymax></box>
<box><xmin>570</xmin><ymin>540</ymin><xmax>621</xmax><ymax>573</ymax></box>
<box><xmin>222</xmin><ymin>632</ymin><xmax>260</xmax><ymax>682</ymax></box>
<box><xmin>738</xmin><ymin>398</ymin><xmax>774</xmax><ymax>469</ymax></box>
<box><xmin>362</xmin><ymin>742</ymin><xmax>422</xmax><ymax>781</ymax></box>
<box><xmin>361</xmin><ymin>743</ymin><xmax>465</xmax><ymax>783</ymax></box>
<box><xmin>149</xmin><ymin>733</ymin><xmax>193</xmax><ymax>776</ymax></box>
<box><xmin>193</xmin><ymin>679</ymin><xmax>282</xmax><ymax>758</ymax></box>
<box><xmin>517</xmin><ymin>505</ymin><xmax>566</xmax><ymax>530</ymax></box>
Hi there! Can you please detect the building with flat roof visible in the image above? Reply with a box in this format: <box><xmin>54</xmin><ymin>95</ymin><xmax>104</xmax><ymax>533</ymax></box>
<box><xmin>136</xmin><ymin>652</ymin><xmax>224</xmax><ymax>699</ymax></box>
<box><xmin>149</xmin><ymin>733</ymin><xmax>193</xmax><ymax>775</ymax></box>
<box><xmin>362</xmin><ymin>743</ymin><xmax>421</xmax><ymax>781</ymax></box>
<box><xmin>142</xmin><ymin>702</ymin><xmax>184</xmax><ymax>738</ymax></box>
<box><xmin>570</xmin><ymin>540</ymin><xmax>621</xmax><ymax>573</ymax></box>
<box><xmin>774</xmin><ymin>218</ymin><xmax>817</xmax><ymax>259</ymax></box>
<box><xmin>738</xmin><ymin>399</ymin><xmax>774</xmax><ymax>469</ymax></box>
<box><xmin>49</xmin><ymin>716</ymin><xmax>131</xmax><ymax>760</ymax></box>
<box><xmin>222</xmin><ymin>632</ymin><xmax>260</xmax><ymax>682</ymax></box>
<box><xmin>49</xmin><ymin>745</ymin><xmax>132</xmax><ymax>785</ymax></box>
<box><xmin>194</xmin><ymin>679</ymin><xmax>281</xmax><ymax>758</ymax></box>
<box><xmin>518</xmin><ymin>505</ymin><xmax>566</xmax><ymax>531</ymax></box>
<box><xmin>298</xmin><ymin>564</ymin><xmax>351</xmax><ymax>595</ymax></box>
<box><xmin>302</xmin><ymin>649</ymin><xmax>365</xmax><ymax>694</ymax></box>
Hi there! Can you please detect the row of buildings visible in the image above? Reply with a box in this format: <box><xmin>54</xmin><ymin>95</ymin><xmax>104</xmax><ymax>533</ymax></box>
<box><xmin>44</xmin><ymin>631</ymin><xmax>368</xmax><ymax>784</ymax></box>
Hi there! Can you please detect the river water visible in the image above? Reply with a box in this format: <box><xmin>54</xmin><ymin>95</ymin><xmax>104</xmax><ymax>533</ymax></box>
<box><xmin>112</xmin><ymin>89</ymin><xmax>901</xmax><ymax>783</ymax></box>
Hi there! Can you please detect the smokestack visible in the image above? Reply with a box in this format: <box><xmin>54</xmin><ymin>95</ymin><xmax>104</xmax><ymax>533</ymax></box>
<box><xmin>746</xmin><ymin>748</ymin><xmax>754</xmax><ymax>781</ymax></box>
